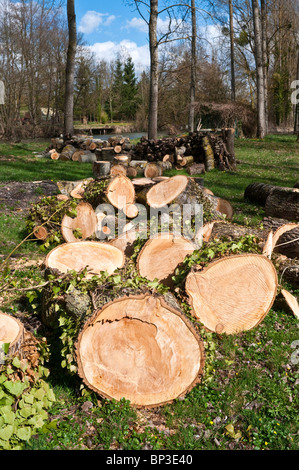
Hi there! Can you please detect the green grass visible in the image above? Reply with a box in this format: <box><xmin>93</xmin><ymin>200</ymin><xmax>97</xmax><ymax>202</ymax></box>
<box><xmin>0</xmin><ymin>133</ymin><xmax>298</xmax><ymax>451</ymax></box>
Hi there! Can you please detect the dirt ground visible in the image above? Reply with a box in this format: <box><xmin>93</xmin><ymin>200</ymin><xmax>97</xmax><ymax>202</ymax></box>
<box><xmin>0</xmin><ymin>180</ymin><xmax>59</xmax><ymax>213</ymax></box>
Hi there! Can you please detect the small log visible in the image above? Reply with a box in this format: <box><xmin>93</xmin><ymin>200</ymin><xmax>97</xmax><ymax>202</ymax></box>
<box><xmin>92</xmin><ymin>161</ymin><xmax>111</xmax><ymax>179</ymax></box>
<box><xmin>114</xmin><ymin>145</ymin><xmax>122</xmax><ymax>154</ymax></box>
<box><xmin>187</xmin><ymin>163</ymin><xmax>205</xmax><ymax>176</ymax></box>
<box><xmin>205</xmin><ymin>195</ymin><xmax>234</xmax><ymax>220</ymax></box>
<box><xmin>202</xmin><ymin>136</ymin><xmax>215</xmax><ymax>171</ymax></box>
<box><xmin>33</xmin><ymin>225</ymin><xmax>48</xmax><ymax>241</ymax></box>
<box><xmin>113</xmin><ymin>155</ymin><xmax>131</xmax><ymax>166</ymax></box>
<box><xmin>186</xmin><ymin>254</ymin><xmax>278</xmax><ymax>334</ymax></box>
<box><xmin>50</xmin><ymin>151</ymin><xmax>60</xmax><ymax>160</ymax></box>
<box><xmin>144</xmin><ymin>162</ymin><xmax>162</xmax><ymax>178</ymax></box>
<box><xmin>110</xmin><ymin>164</ymin><xmax>127</xmax><ymax>177</ymax></box>
<box><xmin>78</xmin><ymin>151</ymin><xmax>97</xmax><ymax>163</ymax></box>
<box><xmin>61</xmin><ymin>202</ymin><xmax>97</xmax><ymax>243</ymax></box>
<box><xmin>72</xmin><ymin>150</ymin><xmax>85</xmax><ymax>161</ymax></box>
<box><xmin>180</xmin><ymin>156</ymin><xmax>194</xmax><ymax>167</ymax></box>
<box><xmin>60</xmin><ymin>145</ymin><xmax>76</xmax><ymax>161</ymax></box>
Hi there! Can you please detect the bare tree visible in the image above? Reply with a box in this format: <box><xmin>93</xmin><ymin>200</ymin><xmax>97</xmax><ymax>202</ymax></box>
<box><xmin>251</xmin><ymin>0</ymin><xmax>266</xmax><ymax>138</ymax></box>
<box><xmin>188</xmin><ymin>0</ymin><xmax>196</xmax><ymax>131</ymax></box>
<box><xmin>64</xmin><ymin>0</ymin><xmax>77</xmax><ymax>137</ymax></box>
<box><xmin>228</xmin><ymin>0</ymin><xmax>236</xmax><ymax>101</ymax></box>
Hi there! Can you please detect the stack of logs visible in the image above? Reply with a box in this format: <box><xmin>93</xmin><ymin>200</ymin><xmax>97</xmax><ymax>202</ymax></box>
<box><xmin>47</xmin><ymin>129</ymin><xmax>237</xmax><ymax>178</ymax></box>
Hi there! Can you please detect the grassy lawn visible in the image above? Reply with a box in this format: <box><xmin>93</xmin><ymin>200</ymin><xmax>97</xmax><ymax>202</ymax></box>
<box><xmin>0</xmin><ymin>134</ymin><xmax>298</xmax><ymax>451</ymax></box>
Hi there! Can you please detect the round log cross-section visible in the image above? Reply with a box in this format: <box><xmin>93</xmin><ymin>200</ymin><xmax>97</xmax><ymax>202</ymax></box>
<box><xmin>186</xmin><ymin>254</ymin><xmax>278</xmax><ymax>335</ymax></box>
<box><xmin>76</xmin><ymin>294</ymin><xmax>205</xmax><ymax>407</ymax></box>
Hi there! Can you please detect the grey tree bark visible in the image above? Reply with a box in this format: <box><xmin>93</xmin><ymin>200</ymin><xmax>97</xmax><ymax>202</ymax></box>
<box><xmin>229</xmin><ymin>0</ymin><xmax>236</xmax><ymax>101</ymax></box>
<box><xmin>148</xmin><ymin>0</ymin><xmax>159</xmax><ymax>140</ymax></box>
<box><xmin>188</xmin><ymin>0</ymin><xmax>197</xmax><ymax>132</ymax></box>
<box><xmin>252</xmin><ymin>0</ymin><xmax>266</xmax><ymax>139</ymax></box>
<box><xmin>64</xmin><ymin>0</ymin><xmax>77</xmax><ymax>138</ymax></box>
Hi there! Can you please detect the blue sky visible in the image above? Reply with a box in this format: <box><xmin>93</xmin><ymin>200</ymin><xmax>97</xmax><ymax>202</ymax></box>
<box><xmin>75</xmin><ymin>1</ymin><xmax>222</xmax><ymax>73</ymax></box>
<box><xmin>75</xmin><ymin>1</ymin><xmax>152</xmax><ymax>72</ymax></box>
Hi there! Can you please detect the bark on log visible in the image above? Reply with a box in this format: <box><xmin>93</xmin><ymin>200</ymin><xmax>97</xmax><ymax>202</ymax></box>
<box><xmin>187</xmin><ymin>163</ymin><xmax>205</xmax><ymax>176</ymax></box>
<box><xmin>205</xmin><ymin>195</ymin><xmax>234</xmax><ymax>220</ymax></box>
<box><xmin>244</xmin><ymin>182</ymin><xmax>276</xmax><ymax>206</ymax></box>
<box><xmin>202</xmin><ymin>136</ymin><xmax>215</xmax><ymax>171</ymax></box>
<box><xmin>272</xmin><ymin>224</ymin><xmax>299</xmax><ymax>259</ymax></box>
<box><xmin>271</xmin><ymin>253</ymin><xmax>299</xmax><ymax>288</ymax></box>
<box><xmin>92</xmin><ymin>161</ymin><xmax>111</xmax><ymax>179</ymax></box>
<box><xmin>72</xmin><ymin>150</ymin><xmax>85</xmax><ymax>161</ymax></box>
<box><xmin>75</xmin><ymin>292</ymin><xmax>205</xmax><ymax>407</ymax></box>
<box><xmin>78</xmin><ymin>151</ymin><xmax>97</xmax><ymax>163</ymax></box>
<box><xmin>0</xmin><ymin>312</ymin><xmax>41</xmax><ymax>369</ymax></box>
<box><xmin>186</xmin><ymin>254</ymin><xmax>278</xmax><ymax>334</ymax></box>
<box><xmin>60</xmin><ymin>145</ymin><xmax>76</xmax><ymax>161</ymax></box>
<box><xmin>44</xmin><ymin>241</ymin><xmax>125</xmax><ymax>278</ymax></box>
<box><xmin>137</xmin><ymin>232</ymin><xmax>195</xmax><ymax>287</ymax></box>
<box><xmin>61</xmin><ymin>202</ymin><xmax>97</xmax><ymax>243</ymax></box>
<box><xmin>265</xmin><ymin>187</ymin><xmax>299</xmax><ymax>221</ymax></box>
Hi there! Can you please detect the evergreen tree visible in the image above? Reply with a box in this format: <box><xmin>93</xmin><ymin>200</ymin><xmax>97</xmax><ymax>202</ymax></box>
<box><xmin>120</xmin><ymin>56</ymin><xmax>140</xmax><ymax>120</ymax></box>
<box><xmin>110</xmin><ymin>58</ymin><xmax>124</xmax><ymax>121</ymax></box>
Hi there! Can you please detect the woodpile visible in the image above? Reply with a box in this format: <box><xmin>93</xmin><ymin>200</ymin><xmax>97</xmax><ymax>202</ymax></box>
<box><xmin>47</xmin><ymin>130</ymin><xmax>237</xmax><ymax>178</ymax></box>
<box><xmin>20</xmin><ymin>169</ymin><xmax>298</xmax><ymax>408</ymax></box>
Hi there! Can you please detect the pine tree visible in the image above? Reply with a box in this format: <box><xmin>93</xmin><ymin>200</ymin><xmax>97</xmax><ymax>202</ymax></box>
<box><xmin>110</xmin><ymin>58</ymin><xmax>124</xmax><ymax>121</ymax></box>
<box><xmin>120</xmin><ymin>56</ymin><xmax>140</xmax><ymax>121</ymax></box>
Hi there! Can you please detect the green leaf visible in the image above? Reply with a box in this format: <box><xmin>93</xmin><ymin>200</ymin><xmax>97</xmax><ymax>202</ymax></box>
<box><xmin>16</xmin><ymin>427</ymin><xmax>32</xmax><ymax>441</ymax></box>
<box><xmin>3</xmin><ymin>380</ymin><xmax>26</xmax><ymax>397</ymax></box>
<box><xmin>0</xmin><ymin>425</ymin><xmax>14</xmax><ymax>441</ymax></box>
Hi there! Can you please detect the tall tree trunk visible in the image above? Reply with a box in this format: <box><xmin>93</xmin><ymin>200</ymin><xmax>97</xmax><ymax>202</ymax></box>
<box><xmin>261</xmin><ymin>0</ymin><xmax>268</xmax><ymax>134</ymax></box>
<box><xmin>148</xmin><ymin>0</ymin><xmax>159</xmax><ymax>140</ymax></box>
<box><xmin>294</xmin><ymin>47</ymin><xmax>299</xmax><ymax>136</ymax></box>
<box><xmin>252</xmin><ymin>0</ymin><xmax>266</xmax><ymax>139</ymax></box>
<box><xmin>188</xmin><ymin>0</ymin><xmax>197</xmax><ymax>132</ymax></box>
<box><xmin>64</xmin><ymin>0</ymin><xmax>77</xmax><ymax>138</ymax></box>
<box><xmin>229</xmin><ymin>0</ymin><xmax>236</xmax><ymax>101</ymax></box>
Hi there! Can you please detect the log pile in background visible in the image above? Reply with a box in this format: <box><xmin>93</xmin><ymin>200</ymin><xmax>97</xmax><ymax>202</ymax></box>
<box><xmin>47</xmin><ymin>130</ymin><xmax>237</xmax><ymax>177</ymax></box>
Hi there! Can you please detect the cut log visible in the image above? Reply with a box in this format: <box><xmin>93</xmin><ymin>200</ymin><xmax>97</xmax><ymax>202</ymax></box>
<box><xmin>92</xmin><ymin>161</ymin><xmax>111</xmax><ymax>179</ymax></box>
<box><xmin>281</xmin><ymin>289</ymin><xmax>299</xmax><ymax>320</ymax></box>
<box><xmin>106</xmin><ymin>175</ymin><xmax>136</xmax><ymax>210</ymax></box>
<box><xmin>244</xmin><ymin>182</ymin><xmax>275</xmax><ymax>206</ymax></box>
<box><xmin>60</xmin><ymin>145</ymin><xmax>76</xmax><ymax>161</ymax></box>
<box><xmin>44</xmin><ymin>241</ymin><xmax>125</xmax><ymax>278</ymax></box>
<box><xmin>61</xmin><ymin>202</ymin><xmax>97</xmax><ymax>243</ymax></box>
<box><xmin>110</xmin><ymin>164</ymin><xmax>127</xmax><ymax>177</ymax></box>
<box><xmin>144</xmin><ymin>162</ymin><xmax>163</xmax><ymax>178</ymax></box>
<box><xmin>108</xmin><ymin>229</ymin><xmax>144</xmax><ymax>258</ymax></box>
<box><xmin>72</xmin><ymin>150</ymin><xmax>85</xmax><ymax>161</ymax></box>
<box><xmin>114</xmin><ymin>145</ymin><xmax>123</xmax><ymax>154</ymax></box>
<box><xmin>187</xmin><ymin>163</ymin><xmax>205</xmax><ymax>176</ymax></box>
<box><xmin>145</xmin><ymin>175</ymin><xmax>215</xmax><ymax>221</ymax></box>
<box><xmin>271</xmin><ymin>253</ymin><xmax>299</xmax><ymax>288</ymax></box>
<box><xmin>127</xmin><ymin>160</ymin><xmax>147</xmax><ymax>177</ymax></box>
<box><xmin>113</xmin><ymin>155</ymin><xmax>131</xmax><ymax>166</ymax></box>
<box><xmin>75</xmin><ymin>293</ymin><xmax>205</xmax><ymax>407</ymax></box>
<box><xmin>209</xmin><ymin>220</ymin><xmax>267</xmax><ymax>242</ymax></box>
<box><xmin>99</xmin><ymin>147</ymin><xmax>116</xmax><ymax>162</ymax></box>
<box><xmin>137</xmin><ymin>232</ymin><xmax>195</xmax><ymax>287</ymax></box>
<box><xmin>180</xmin><ymin>156</ymin><xmax>194</xmax><ymax>167</ymax></box>
<box><xmin>33</xmin><ymin>225</ymin><xmax>48</xmax><ymax>241</ymax></box>
<box><xmin>123</xmin><ymin>203</ymin><xmax>139</xmax><ymax>219</ymax></box>
<box><xmin>50</xmin><ymin>151</ymin><xmax>60</xmax><ymax>160</ymax></box>
<box><xmin>265</xmin><ymin>187</ymin><xmax>299</xmax><ymax>221</ymax></box>
<box><xmin>186</xmin><ymin>254</ymin><xmax>278</xmax><ymax>335</ymax></box>
<box><xmin>0</xmin><ymin>312</ymin><xmax>25</xmax><ymax>358</ymax></box>
<box><xmin>272</xmin><ymin>224</ymin><xmax>299</xmax><ymax>259</ymax></box>
<box><xmin>78</xmin><ymin>151</ymin><xmax>97</xmax><ymax>163</ymax></box>
<box><xmin>205</xmin><ymin>195</ymin><xmax>234</xmax><ymax>220</ymax></box>
<box><xmin>0</xmin><ymin>312</ymin><xmax>41</xmax><ymax>369</ymax></box>
<box><xmin>202</xmin><ymin>135</ymin><xmax>215</xmax><ymax>171</ymax></box>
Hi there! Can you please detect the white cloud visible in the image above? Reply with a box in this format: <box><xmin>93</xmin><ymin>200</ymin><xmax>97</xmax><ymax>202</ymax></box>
<box><xmin>78</xmin><ymin>11</ymin><xmax>116</xmax><ymax>34</ymax></box>
<box><xmin>88</xmin><ymin>40</ymin><xmax>150</xmax><ymax>73</ymax></box>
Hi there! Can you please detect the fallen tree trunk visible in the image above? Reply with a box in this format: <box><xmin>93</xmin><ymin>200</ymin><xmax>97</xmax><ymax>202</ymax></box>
<box><xmin>60</xmin><ymin>145</ymin><xmax>76</xmax><ymax>161</ymax></box>
<box><xmin>244</xmin><ymin>182</ymin><xmax>277</xmax><ymax>206</ymax></box>
<box><xmin>265</xmin><ymin>187</ymin><xmax>299</xmax><ymax>221</ymax></box>
<box><xmin>185</xmin><ymin>254</ymin><xmax>278</xmax><ymax>335</ymax></box>
<box><xmin>75</xmin><ymin>292</ymin><xmax>205</xmax><ymax>408</ymax></box>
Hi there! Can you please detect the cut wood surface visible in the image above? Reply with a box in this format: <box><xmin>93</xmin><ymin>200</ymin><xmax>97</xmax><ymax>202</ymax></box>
<box><xmin>44</xmin><ymin>241</ymin><xmax>125</xmax><ymax>277</ymax></box>
<box><xmin>0</xmin><ymin>311</ymin><xmax>24</xmax><ymax>357</ymax></box>
<box><xmin>61</xmin><ymin>202</ymin><xmax>97</xmax><ymax>243</ymax></box>
<box><xmin>206</xmin><ymin>195</ymin><xmax>234</xmax><ymax>219</ymax></box>
<box><xmin>75</xmin><ymin>293</ymin><xmax>205</xmax><ymax>407</ymax></box>
<box><xmin>108</xmin><ymin>229</ymin><xmax>144</xmax><ymax>258</ymax></box>
<box><xmin>106</xmin><ymin>175</ymin><xmax>135</xmax><ymax>210</ymax></box>
<box><xmin>110</xmin><ymin>164</ymin><xmax>127</xmax><ymax>177</ymax></box>
<box><xmin>33</xmin><ymin>225</ymin><xmax>48</xmax><ymax>240</ymax></box>
<box><xmin>186</xmin><ymin>254</ymin><xmax>278</xmax><ymax>335</ymax></box>
<box><xmin>137</xmin><ymin>232</ymin><xmax>195</xmax><ymax>286</ymax></box>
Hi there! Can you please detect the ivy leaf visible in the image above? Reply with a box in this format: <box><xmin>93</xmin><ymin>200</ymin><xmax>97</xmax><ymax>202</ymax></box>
<box><xmin>16</xmin><ymin>426</ymin><xmax>32</xmax><ymax>441</ymax></box>
<box><xmin>3</xmin><ymin>381</ymin><xmax>26</xmax><ymax>397</ymax></box>
<box><xmin>0</xmin><ymin>425</ymin><xmax>14</xmax><ymax>441</ymax></box>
